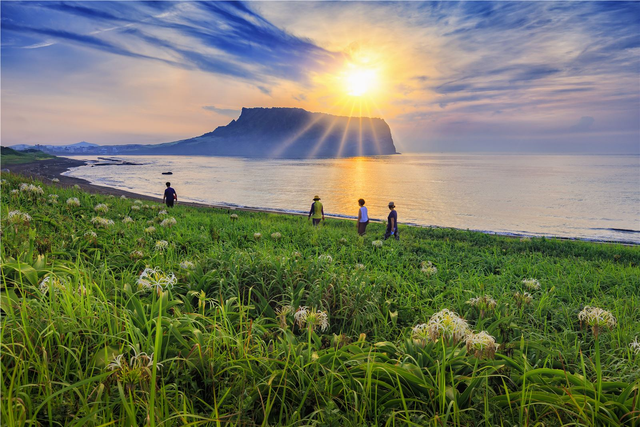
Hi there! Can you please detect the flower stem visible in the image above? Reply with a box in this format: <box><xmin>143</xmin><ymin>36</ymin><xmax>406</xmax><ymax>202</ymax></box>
<box><xmin>595</xmin><ymin>337</ymin><xmax>602</xmax><ymax>416</ymax></box>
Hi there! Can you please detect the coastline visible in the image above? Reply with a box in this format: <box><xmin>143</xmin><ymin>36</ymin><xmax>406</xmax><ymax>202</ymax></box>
<box><xmin>3</xmin><ymin>157</ymin><xmax>165</xmax><ymax>204</ymax></box>
<box><xmin>1</xmin><ymin>157</ymin><xmax>325</xmax><ymax>216</ymax></box>
<box><xmin>3</xmin><ymin>157</ymin><xmax>636</xmax><ymax>246</ymax></box>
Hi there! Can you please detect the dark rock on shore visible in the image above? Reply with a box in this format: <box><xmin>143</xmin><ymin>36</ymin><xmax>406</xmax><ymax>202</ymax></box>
<box><xmin>94</xmin><ymin>157</ymin><xmax>143</xmax><ymax>166</ymax></box>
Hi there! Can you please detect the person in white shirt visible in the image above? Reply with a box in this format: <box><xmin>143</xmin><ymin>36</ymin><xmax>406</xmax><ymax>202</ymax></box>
<box><xmin>357</xmin><ymin>198</ymin><xmax>369</xmax><ymax>236</ymax></box>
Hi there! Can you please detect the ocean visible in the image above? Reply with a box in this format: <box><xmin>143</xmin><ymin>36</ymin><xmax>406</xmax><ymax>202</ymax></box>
<box><xmin>63</xmin><ymin>153</ymin><xmax>640</xmax><ymax>244</ymax></box>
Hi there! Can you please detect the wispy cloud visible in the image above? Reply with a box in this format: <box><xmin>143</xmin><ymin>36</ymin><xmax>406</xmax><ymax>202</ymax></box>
<box><xmin>414</xmin><ymin>1</ymin><xmax>640</xmax><ymax>113</ymax></box>
<box><xmin>2</xmin><ymin>1</ymin><xmax>638</xmax><ymax>152</ymax></box>
<box><xmin>1</xmin><ymin>21</ymin><xmax>176</xmax><ymax>64</ymax></box>
<box><xmin>363</xmin><ymin>0</ymin><xmax>640</xmax><ymax>152</ymax></box>
<box><xmin>1</xmin><ymin>1</ymin><xmax>341</xmax><ymax>87</ymax></box>
<box><xmin>257</xmin><ymin>85</ymin><xmax>272</xmax><ymax>96</ymax></box>
<box><xmin>570</xmin><ymin>116</ymin><xmax>595</xmax><ymax>132</ymax></box>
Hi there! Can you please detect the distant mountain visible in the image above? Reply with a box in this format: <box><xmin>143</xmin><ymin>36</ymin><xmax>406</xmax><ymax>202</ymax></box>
<box><xmin>8</xmin><ymin>108</ymin><xmax>398</xmax><ymax>158</ymax></box>
<box><xmin>9</xmin><ymin>141</ymin><xmax>100</xmax><ymax>153</ymax></box>
<box><xmin>67</xmin><ymin>141</ymin><xmax>99</xmax><ymax>148</ymax></box>
<box><xmin>8</xmin><ymin>144</ymin><xmax>33</xmax><ymax>151</ymax></box>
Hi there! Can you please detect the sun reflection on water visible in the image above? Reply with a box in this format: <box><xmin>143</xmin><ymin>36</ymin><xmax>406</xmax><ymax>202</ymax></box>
<box><xmin>65</xmin><ymin>154</ymin><xmax>640</xmax><ymax>243</ymax></box>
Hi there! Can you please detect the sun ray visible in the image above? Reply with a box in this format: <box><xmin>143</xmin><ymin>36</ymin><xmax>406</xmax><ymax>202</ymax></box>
<box><xmin>363</xmin><ymin>93</ymin><xmax>386</xmax><ymax>120</ymax></box>
<box><xmin>362</xmin><ymin>95</ymin><xmax>382</xmax><ymax>155</ymax></box>
<box><xmin>307</xmin><ymin>97</ymin><xmax>352</xmax><ymax>159</ymax></box>
<box><xmin>358</xmin><ymin>98</ymin><xmax>363</xmax><ymax>157</ymax></box>
<box><xmin>337</xmin><ymin>99</ymin><xmax>357</xmax><ymax>158</ymax></box>
<box><xmin>270</xmin><ymin>95</ymin><xmax>350</xmax><ymax>158</ymax></box>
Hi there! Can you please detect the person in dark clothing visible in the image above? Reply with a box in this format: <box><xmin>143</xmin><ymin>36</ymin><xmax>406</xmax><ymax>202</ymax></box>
<box><xmin>384</xmin><ymin>201</ymin><xmax>399</xmax><ymax>240</ymax></box>
<box><xmin>308</xmin><ymin>195</ymin><xmax>324</xmax><ymax>226</ymax></box>
<box><xmin>163</xmin><ymin>182</ymin><xmax>177</xmax><ymax>207</ymax></box>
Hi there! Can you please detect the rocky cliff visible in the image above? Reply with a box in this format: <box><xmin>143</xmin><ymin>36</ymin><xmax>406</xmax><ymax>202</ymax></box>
<box><xmin>137</xmin><ymin>107</ymin><xmax>397</xmax><ymax>158</ymax></box>
<box><xmin>24</xmin><ymin>108</ymin><xmax>398</xmax><ymax>158</ymax></box>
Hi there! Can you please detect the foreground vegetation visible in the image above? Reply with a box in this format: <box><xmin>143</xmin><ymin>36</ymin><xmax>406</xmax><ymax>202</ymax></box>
<box><xmin>1</xmin><ymin>173</ymin><xmax>639</xmax><ymax>426</ymax></box>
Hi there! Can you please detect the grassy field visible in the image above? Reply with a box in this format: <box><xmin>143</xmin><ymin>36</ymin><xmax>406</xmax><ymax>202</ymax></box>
<box><xmin>1</xmin><ymin>147</ymin><xmax>55</xmax><ymax>166</ymax></box>
<box><xmin>1</xmin><ymin>173</ymin><xmax>639</xmax><ymax>426</ymax></box>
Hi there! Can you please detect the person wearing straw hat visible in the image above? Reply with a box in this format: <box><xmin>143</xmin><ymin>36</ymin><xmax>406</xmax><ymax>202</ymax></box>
<box><xmin>308</xmin><ymin>195</ymin><xmax>325</xmax><ymax>226</ymax></box>
<box><xmin>384</xmin><ymin>201</ymin><xmax>399</xmax><ymax>240</ymax></box>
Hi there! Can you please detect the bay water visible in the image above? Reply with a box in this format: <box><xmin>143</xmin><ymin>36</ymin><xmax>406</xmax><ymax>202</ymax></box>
<box><xmin>64</xmin><ymin>153</ymin><xmax>640</xmax><ymax>244</ymax></box>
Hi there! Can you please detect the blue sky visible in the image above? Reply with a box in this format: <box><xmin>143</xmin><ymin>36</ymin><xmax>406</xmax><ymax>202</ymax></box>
<box><xmin>2</xmin><ymin>1</ymin><xmax>639</xmax><ymax>153</ymax></box>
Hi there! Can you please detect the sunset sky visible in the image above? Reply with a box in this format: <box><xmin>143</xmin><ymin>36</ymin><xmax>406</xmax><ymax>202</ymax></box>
<box><xmin>2</xmin><ymin>1</ymin><xmax>639</xmax><ymax>153</ymax></box>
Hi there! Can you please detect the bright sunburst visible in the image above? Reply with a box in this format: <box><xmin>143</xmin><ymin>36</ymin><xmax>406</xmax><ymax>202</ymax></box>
<box><xmin>344</xmin><ymin>67</ymin><xmax>377</xmax><ymax>97</ymax></box>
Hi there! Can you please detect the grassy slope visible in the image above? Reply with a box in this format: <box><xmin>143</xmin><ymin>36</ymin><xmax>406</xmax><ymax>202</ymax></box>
<box><xmin>1</xmin><ymin>173</ymin><xmax>639</xmax><ymax>426</ymax></box>
<box><xmin>1</xmin><ymin>146</ymin><xmax>55</xmax><ymax>166</ymax></box>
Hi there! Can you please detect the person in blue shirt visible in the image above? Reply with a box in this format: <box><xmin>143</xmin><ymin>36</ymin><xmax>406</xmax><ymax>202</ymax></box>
<box><xmin>163</xmin><ymin>182</ymin><xmax>177</xmax><ymax>207</ymax></box>
<box><xmin>384</xmin><ymin>201</ymin><xmax>399</xmax><ymax>240</ymax></box>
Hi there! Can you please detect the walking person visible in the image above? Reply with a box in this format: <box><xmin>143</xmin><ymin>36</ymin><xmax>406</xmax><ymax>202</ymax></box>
<box><xmin>163</xmin><ymin>182</ymin><xmax>177</xmax><ymax>208</ymax></box>
<box><xmin>384</xmin><ymin>201</ymin><xmax>399</xmax><ymax>240</ymax></box>
<box><xmin>357</xmin><ymin>198</ymin><xmax>369</xmax><ymax>236</ymax></box>
<box><xmin>308</xmin><ymin>195</ymin><xmax>324</xmax><ymax>226</ymax></box>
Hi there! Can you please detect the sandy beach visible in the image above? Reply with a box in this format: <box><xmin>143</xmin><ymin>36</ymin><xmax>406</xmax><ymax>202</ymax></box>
<box><xmin>1</xmin><ymin>157</ymin><xmax>312</xmax><ymax>216</ymax></box>
<box><xmin>3</xmin><ymin>157</ymin><xmax>164</xmax><ymax>201</ymax></box>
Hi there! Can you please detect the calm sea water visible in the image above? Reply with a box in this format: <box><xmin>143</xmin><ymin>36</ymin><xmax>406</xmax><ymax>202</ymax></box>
<box><xmin>64</xmin><ymin>154</ymin><xmax>640</xmax><ymax>244</ymax></box>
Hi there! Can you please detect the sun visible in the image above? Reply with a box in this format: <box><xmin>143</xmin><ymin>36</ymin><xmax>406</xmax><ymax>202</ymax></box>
<box><xmin>344</xmin><ymin>67</ymin><xmax>377</xmax><ymax>97</ymax></box>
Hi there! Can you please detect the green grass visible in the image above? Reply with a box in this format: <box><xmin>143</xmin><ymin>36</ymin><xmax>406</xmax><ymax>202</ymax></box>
<box><xmin>1</xmin><ymin>173</ymin><xmax>639</xmax><ymax>426</ymax></box>
<box><xmin>1</xmin><ymin>147</ymin><xmax>55</xmax><ymax>166</ymax></box>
